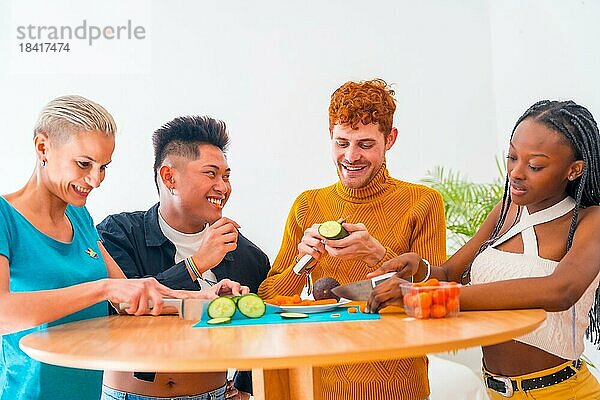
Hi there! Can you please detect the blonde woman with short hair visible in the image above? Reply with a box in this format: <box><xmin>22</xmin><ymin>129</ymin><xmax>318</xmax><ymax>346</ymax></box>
<box><xmin>0</xmin><ymin>95</ymin><xmax>247</xmax><ymax>400</ymax></box>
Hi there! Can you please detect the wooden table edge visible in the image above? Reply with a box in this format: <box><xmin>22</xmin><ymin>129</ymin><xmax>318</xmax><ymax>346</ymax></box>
<box><xmin>20</xmin><ymin>309</ymin><xmax>546</xmax><ymax>372</ymax></box>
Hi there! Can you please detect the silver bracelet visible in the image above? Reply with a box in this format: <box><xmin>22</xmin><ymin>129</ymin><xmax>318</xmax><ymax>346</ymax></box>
<box><xmin>415</xmin><ymin>258</ymin><xmax>431</xmax><ymax>283</ymax></box>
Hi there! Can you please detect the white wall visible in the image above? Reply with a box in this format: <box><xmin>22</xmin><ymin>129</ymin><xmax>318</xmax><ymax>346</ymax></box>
<box><xmin>1</xmin><ymin>0</ymin><xmax>599</xmax><ymax>263</ymax></box>
<box><xmin>489</xmin><ymin>1</ymin><xmax>600</xmax><ymax>150</ymax></box>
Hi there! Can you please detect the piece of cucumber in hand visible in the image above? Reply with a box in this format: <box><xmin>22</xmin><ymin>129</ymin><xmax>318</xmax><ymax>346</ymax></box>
<box><xmin>318</xmin><ymin>220</ymin><xmax>349</xmax><ymax>240</ymax></box>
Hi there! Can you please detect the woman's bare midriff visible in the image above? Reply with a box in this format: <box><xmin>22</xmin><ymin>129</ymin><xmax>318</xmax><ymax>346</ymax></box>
<box><xmin>103</xmin><ymin>371</ymin><xmax>227</xmax><ymax>397</ymax></box>
<box><xmin>483</xmin><ymin>340</ymin><xmax>569</xmax><ymax>376</ymax></box>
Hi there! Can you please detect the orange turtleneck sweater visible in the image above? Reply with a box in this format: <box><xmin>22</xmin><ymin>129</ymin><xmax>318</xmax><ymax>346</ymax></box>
<box><xmin>258</xmin><ymin>165</ymin><xmax>447</xmax><ymax>400</ymax></box>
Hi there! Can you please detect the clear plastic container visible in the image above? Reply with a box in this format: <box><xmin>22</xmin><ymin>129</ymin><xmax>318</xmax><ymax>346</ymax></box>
<box><xmin>400</xmin><ymin>280</ymin><xmax>461</xmax><ymax>319</ymax></box>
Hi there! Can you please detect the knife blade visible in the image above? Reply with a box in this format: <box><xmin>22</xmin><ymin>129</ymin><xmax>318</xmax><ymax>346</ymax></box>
<box><xmin>331</xmin><ymin>272</ymin><xmax>397</xmax><ymax>301</ymax></box>
<box><xmin>116</xmin><ymin>298</ymin><xmax>208</xmax><ymax>321</ymax></box>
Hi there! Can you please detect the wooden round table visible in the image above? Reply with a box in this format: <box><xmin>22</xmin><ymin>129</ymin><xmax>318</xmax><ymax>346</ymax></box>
<box><xmin>20</xmin><ymin>308</ymin><xmax>545</xmax><ymax>400</ymax></box>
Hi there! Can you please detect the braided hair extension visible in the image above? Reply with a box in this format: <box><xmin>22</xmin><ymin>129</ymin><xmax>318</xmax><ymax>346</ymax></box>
<box><xmin>461</xmin><ymin>100</ymin><xmax>600</xmax><ymax>345</ymax></box>
<box><xmin>543</xmin><ymin>102</ymin><xmax>600</xmax><ymax>345</ymax></box>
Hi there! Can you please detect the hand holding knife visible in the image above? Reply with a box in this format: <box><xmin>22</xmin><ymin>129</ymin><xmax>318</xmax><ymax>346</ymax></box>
<box><xmin>293</xmin><ymin>216</ymin><xmax>349</xmax><ymax>275</ymax></box>
<box><xmin>116</xmin><ymin>298</ymin><xmax>207</xmax><ymax>321</ymax></box>
<box><xmin>330</xmin><ymin>272</ymin><xmax>397</xmax><ymax>301</ymax></box>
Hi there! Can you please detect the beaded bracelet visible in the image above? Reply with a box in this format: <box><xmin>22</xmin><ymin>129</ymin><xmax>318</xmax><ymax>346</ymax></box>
<box><xmin>184</xmin><ymin>256</ymin><xmax>202</xmax><ymax>280</ymax></box>
<box><xmin>183</xmin><ymin>257</ymin><xmax>196</xmax><ymax>279</ymax></box>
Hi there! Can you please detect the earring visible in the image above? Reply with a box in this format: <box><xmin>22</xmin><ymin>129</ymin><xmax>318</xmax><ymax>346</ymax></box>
<box><xmin>41</xmin><ymin>159</ymin><xmax>47</xmax><ymax>167</ymax></box>
<box><xmin>169</xmin><ymin>187</ymin><xmax>175</xmax><ymax>195</ymax></box>
<box><xmin>568</xmin><ymin>175</ymin><xmax>574</xmax><ymax>181</ymax></box>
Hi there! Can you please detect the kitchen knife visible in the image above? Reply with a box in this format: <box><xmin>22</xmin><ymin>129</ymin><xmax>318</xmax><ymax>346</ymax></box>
<box><xmin>116</xmin><ymin>298</ymin><xmax>208</xmax><ymax>321</ymax></box>
<box><xmin>331</xmin><ymin>272</ymin><xmax>397</xmax><ymax>301</ymax></box>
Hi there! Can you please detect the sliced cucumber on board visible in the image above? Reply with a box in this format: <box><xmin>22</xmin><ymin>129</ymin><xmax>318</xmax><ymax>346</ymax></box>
<box><xmin>280</xmin><ymin>312</ymin><xmax>309</xmax><ymax>319</ymax></box>
<box><xmin>207</xmin><ymin>297</ymin><xmax>236</xmax><ymax>319</ymax></box>
<box><xmin>237</xmin><ymin>294</ymin><xmax>266</xmax><ymax>318</ymax></box>
<box><xmin>207</xmin><ymin>317</ymin><xmax>231</xmax><ymax>324</ymax></box>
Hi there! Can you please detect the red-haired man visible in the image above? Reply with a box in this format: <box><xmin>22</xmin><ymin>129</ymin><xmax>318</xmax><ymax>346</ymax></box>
<box><xmin>259</xmin><ymin>79</ymin><xmax>447</xmax><ymax>400</ymax></box>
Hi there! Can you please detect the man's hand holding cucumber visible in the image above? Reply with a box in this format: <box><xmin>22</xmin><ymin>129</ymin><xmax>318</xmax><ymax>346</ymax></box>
<box><xmin>298</xmin><ymin>220</ymin><xmax>386</xmax><ymax>267</ymax></box>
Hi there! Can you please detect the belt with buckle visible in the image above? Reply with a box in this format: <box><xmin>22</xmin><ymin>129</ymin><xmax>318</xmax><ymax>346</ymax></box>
<box><xmin>484</xmin><ymin>359</ymin><xmax>582</xmax><ymax>397</ymax></box>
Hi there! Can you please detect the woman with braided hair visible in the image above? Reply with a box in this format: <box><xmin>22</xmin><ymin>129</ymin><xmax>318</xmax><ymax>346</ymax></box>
<box><xmin>368</xmin><ymin>100</ymin><xmax>600</xmax><ymax>399</ymax></box>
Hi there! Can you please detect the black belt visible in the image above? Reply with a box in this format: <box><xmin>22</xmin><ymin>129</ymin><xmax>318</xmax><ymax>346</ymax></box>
<box><xmin>484</xmin><ymin>359</ymin><xmax>582</xmax><ymax>397</ymax></box>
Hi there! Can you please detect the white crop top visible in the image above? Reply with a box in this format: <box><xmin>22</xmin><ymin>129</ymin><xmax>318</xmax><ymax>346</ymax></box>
<box><xmin>471</xmin><ymin>196</ymin><xmax>600</xmax><ymax>359</ymax></box>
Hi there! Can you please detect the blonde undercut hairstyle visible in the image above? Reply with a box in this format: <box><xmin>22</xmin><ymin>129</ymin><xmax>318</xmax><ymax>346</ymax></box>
<box><xmin>34</xmin><ymin>95</ymin><xmax>117</xmax><ymax>143</ymax></box>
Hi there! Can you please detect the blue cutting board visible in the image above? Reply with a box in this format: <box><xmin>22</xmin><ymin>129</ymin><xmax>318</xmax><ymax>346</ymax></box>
<box><xmin>193</xmin><ymin>304</ymin><xmax>380</xmax><ymax>328</ymax></box>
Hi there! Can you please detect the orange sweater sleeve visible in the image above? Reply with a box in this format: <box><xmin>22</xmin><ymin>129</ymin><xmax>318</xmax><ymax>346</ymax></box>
<box><xmin>257</xmin><ymin>192</ymin><xmax>309</xmax><ymax>299</ymax></box>
<box><xmin>408</xmin><ymin>189</ymin><xmax>447</xmax><ymax>265</ymax></box>
<box><xmin>369</xmin><ymin>188</ymin><xmax>446</xmax><ymax>269</ymax></box>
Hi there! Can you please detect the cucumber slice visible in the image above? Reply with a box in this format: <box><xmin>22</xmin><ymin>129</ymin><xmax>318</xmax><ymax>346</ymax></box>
<box><xmin>236</xmin><ymin>294</ymin><xmax>266</xmax><ymax>318</ymax></box>
<box><xmin>280</xmin><ymin>312</ymin><xmax>308</xmax><ymax>319</ymax></box>
<box><xmin>207</xmin><ymin>317</ymin><xmax>231</xmax><ymax>324</ymax></box>
<box><xmin>231</xmin><ymin>296</ymin><xmax>241</xmax><ymax>304</ymax></box>
<box><xmin>207</xmin><ymin>297</ymin><xmax>236</xmax><ymax>319</ymax></box>
<box><xmin>318</xmin><ymin>220</ymin><xmax>349</xmax><ymax>240</ymax></box>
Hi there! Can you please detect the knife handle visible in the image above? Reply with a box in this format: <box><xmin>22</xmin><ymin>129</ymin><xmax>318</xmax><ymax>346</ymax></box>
<box><xmin>293</xmin><ymin>254</ymin><xmax>318</xmax><ymax>275</ymax></box>
<box><xmin>371</xmin><ymin>272</ymin><xmax>397</xmax><ymax>287</ymax></box>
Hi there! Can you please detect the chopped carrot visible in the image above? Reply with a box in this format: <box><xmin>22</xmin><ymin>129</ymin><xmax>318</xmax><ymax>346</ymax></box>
<box><xmin>424</xmin><ymin>278</ymin><xmax>440</xmax><ymax>287</ymax></box>
<box><xmin>265</xmin><ymin>295</ymin><xmax>340</xmax><ymax>307</ymax></box>
<box><xmin>311</xmin><ymin>299</ymin><xmax>337</xmax><ymax>305</ymax></box>
<box><xmin>291</xmin><ymin>294</ymin><xmax>302</xmax><ymax>304</ymax></box>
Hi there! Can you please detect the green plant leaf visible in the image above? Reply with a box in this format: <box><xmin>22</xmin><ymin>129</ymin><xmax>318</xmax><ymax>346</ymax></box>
<box><xmin>422</xmin><ymin>163</ymin><xmax>505</xmax><ymax>255</ymax></box>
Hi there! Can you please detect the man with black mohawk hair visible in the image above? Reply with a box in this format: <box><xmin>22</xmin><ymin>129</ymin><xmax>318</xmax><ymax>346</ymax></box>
<box><xmin>98</xmin><ymin>115</ymin><xmax>269</xmax><ymax>400</ymax></box>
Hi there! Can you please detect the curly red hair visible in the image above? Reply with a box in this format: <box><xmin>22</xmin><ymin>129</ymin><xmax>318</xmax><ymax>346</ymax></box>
<box><xmin>328</xmin><ymin>78</ymin><xmax>396</xmax><ymax>136</ymax></box>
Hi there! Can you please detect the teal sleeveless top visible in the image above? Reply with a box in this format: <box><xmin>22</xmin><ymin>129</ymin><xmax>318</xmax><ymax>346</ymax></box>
<box><xmin>0</xmin><ymin>197</ymin><xmax>108</xmax><ymax>399</ymax></box>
